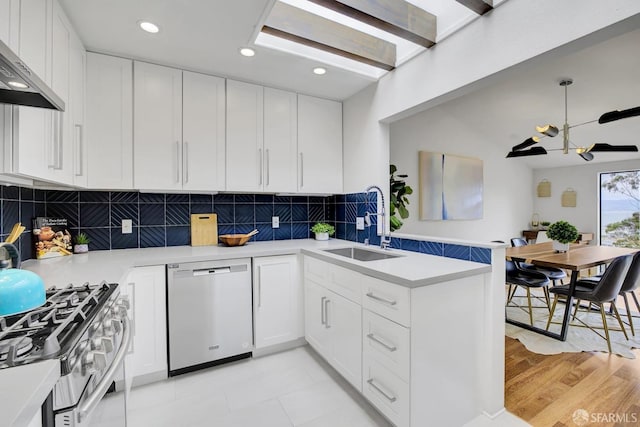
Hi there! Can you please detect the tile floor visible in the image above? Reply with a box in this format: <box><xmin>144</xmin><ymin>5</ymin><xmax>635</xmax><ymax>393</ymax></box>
<box><xmin>91</xmin><ymin>345</ymin><xmax>392</xmax><ymax>427</ymax></box>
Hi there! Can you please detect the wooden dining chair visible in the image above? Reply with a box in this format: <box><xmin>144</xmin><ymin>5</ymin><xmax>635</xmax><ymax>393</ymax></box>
<box><xmin>505</xmin><ymin>259</ymin><xmax>551</xmax><ymax>326</ymax></box>
<box><xmin>545</xmin><ymin>254</ymin><xmax>633</xmax><ymax>352</ymax></box>
<box><xmin>510</xmin><ymin>238</ymin><xmax>567</xmax><ymax>286</ymax></box>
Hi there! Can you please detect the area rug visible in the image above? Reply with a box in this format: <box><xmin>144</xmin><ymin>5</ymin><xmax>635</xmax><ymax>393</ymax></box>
<box><xmin>505</xmin><ymin>303</ymin><xmax>640</xmax><ymax>359</ymax></box>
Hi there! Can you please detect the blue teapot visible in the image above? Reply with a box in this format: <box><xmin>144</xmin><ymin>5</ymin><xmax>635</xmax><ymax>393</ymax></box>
<box><xmin>0</xmin><ymin>243</ymin><xmax>46</xmax><ymax>316</ymax></box>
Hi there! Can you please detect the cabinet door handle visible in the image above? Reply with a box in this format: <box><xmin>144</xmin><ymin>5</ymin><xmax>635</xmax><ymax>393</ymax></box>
<box><xmin>367</xmin><ymin>379</ymin><xmax>397</xmax><ymax>403</ymax></box>
<box><xmin>266</xmin><ymin>149</ymin><xmax>270</xmax><ymax>186</ymax></box>
<box><xmin>183</xmin><ymin>141</ymin><xmax>189</xmax><ymax>184</ymax></box>
<box><xmin>324</xmin><ymin>299</ymin><xmax>331</xmax><ymax>329</ymax></box>
<box><xmin>258</xmin><ymin>148</ymin><xmax>263</xmax><ymax>186</ymax></box>
<box><xmin>366</xmin><ymin>292</ymin><xmax>397</xmax><ymax>306</ymax></box>
<box><xmin>48</xmin><ymin>113</ymin><xmax>58</xmax><ymax>169</ymax></box>
<box><xmin>256</xmin><ymin>266</ymin><xmax>262</xmax><ymax>308</ymax></box>
<box><xmin>74</xmin><ymin>124</ymin><xmax>83</xmax><ymax>176</ymax></box>
<box><xmin>320</xmin><ymin>296</ymin><xmax>326</xmax><ymax>325</ymax></box>
<box><xmin>299</xmin><ymin>153</ymin><xmax>304</xmax><ymax>188</ymax></box>
<box><xmin>57</xmin><ymin>113</ymin><xmax>63</xmax><ymax>170</ymax></box>
<box><xmin>175</xmin><ymin>141</ymin><xmax>181</xmax><ymax>183</ymax></box>
<box><xmin>366</xmin><ymin>333</ymin><xmax>397</xmax><ymax>352</ymax></box>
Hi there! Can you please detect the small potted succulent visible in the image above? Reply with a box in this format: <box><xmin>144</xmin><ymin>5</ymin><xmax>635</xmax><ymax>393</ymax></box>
<box><xmin>546</xmin><ymin>220</ymin><xmax>578</xmax><ymax>252</ymax></box>
<box><xmin>540</xmin><ymin>221</ymin><xmax>551</xmax><ymax>230</ymax></box>
<box><xmin>311</xmin><ymin>223</ymin><xmax>335</xmax><ymax>241</ymax></box>
<box><xmin>74</xmin><ymin>233</ymin><xmax>91</xmax><ymax>254</ymax></box>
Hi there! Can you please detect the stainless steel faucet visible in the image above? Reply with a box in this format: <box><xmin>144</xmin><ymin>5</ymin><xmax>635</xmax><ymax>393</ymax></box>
<box><xmin>364</xmin><ymin>185</ymin><xmax>392</xmax><ymax>249</ymax></box>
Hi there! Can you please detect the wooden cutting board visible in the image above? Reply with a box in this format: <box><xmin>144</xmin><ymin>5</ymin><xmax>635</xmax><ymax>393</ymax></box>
<box><xmin>190</xmin><ymin>213</ymin><xmax>218</xmax><ymax>246</ymax></box>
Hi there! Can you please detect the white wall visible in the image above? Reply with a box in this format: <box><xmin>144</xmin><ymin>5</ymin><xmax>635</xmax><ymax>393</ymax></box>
<box><xmin>389</xmin><ymin>104</ymin><xmax>533</xmax><ymax>242</ymax></box>
<box><xmin>533</xmin><ymin>160</ymin><xmax>640</xmax><ymax>242</ymax></box>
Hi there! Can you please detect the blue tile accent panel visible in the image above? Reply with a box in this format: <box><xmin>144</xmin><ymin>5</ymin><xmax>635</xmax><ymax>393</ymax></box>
<box><xmin>401</xmin><ymin>238</ymin><xmax>420</xmax><ymax>253</ymax></box>
<box><xmin>34</xmin><ymin>202</ymin><xmax>46</xmax><ymax>218</ymax></box>
<box><xmin>80</xmin><ymin>227</ymin><xmax>110</xmax><ymax>250</ymax></box>
<box><xmin>140</xmin><ymin>193</ymin><xmax>164</xmax><ymax>203</ymax></box>
<box><xmin>346</xmin><ymin>223</ymin><xmax>357</xmax><ymax>242</ymax></box>
<box><xmin>19</xmin><ymin>232</ymin><xmax>32</xmax><ymax>261</ymax></box>
<box><xmin>325</xmin><ymin>204</ymin><xmax>335</xmax><ymax>221</ymax></box>
<box><xmin>34</xmin><ymin>190</ymin><xmax>46</xmax><ymax>201</ymax></box>
<box><xmin>369</xmin><ymin>232</ymin><xmax>381</xmax><ymax>246</ymax></box>
<box><xmin>274</xmin><ymin>204</ymin><xmax>292</xmax><ymax>222</ymax></box>
<box><xmin>357</xmin><ymin>202</ymin><xmax>367</xmax><ymax>217</ymax></box>
<box><xmin>255</xmin><ymin>204</ymin><xmax>273</xmax><ymax>223</ymax></box>
<box><xmin>167</xmin><ymin>226</ymin><xmax>190</xmax><ymax>247</ymax></box>
<box><xmin>190</xmin><ymin>194</ymin><xmax>212</xmax><ymax>204</ymax></box>
<box><xmin>110</xmin><ymin>192</ymin><xmax>138</xmax><ymax>203</ymax></box>
<box><xmin>420</xmin><ymin>241</ymin><xmax>443</xmax><ymax>256</ymax></box>
<box><xmin>80</xmin><ymin>203</ymin><xmax>110</xmax><ymax>227</ymax></box>
<box><xmin>346</xmin><ymin>193</ymin><xmax>358</xmax><ymax>203</ymax></box>
<box><xmin>215</xmin><ymin>204</ymin><xmax>234</xmax><ymax>224</ymax></box>
<box><xmin>292</xmin><ymin>196</ymin><xmax>309</xmax><ymax>204</ymax></box>
<box><xmin>166</xmin><ymin>193</ymin><xmax>189</xmax><ymax>203</ymax></box>
<box><xmin>214</xmin><ymin>194</ymin><xmax>234</xmax><ymax>204</ymax></box>
<box><xmin>111</xmin><ymin>204</ymin><xmax>139</xmax><ymax>226</ymax></box>
<box><xmin>255</xmin><ymin>194</ymin><xmax>274</xmax><ymax>203</ymax></box>
<box><xmin>274</xmin><ymin>195</ymin><xmax>291</xmax><ymax>204</ymax></box>
<box><xmin>47</xmin><ymin>203</ymin><xmax>79</xmax><ymax>228</ymax></box>
<box><xmin>292</xmin><ymin>223</ymin><xmax>310</xmax><ymax>239</ymax></box>
<box><xmin>140</xmin><ymin>227</ymin><xmax>166</xmax><ymax>248</ymax></box>
<box><xmin>292</xmin><ymin>204</ymin><xmax>308</xmax><ymax>222</ymax></box>
<box><xmin>2</xmin><ymin>186</ymin><xmax>18</xmax><ymax>199</ymax></box>
<box><xmin>190</xmin><ymin>204</ymin><xmax>213</xmax><ymax>215</ymax></box>
<box><xmin>389</xmin><ymin>238</ymin><xmax>401</xmax><ymax>249</ymax></box>
<box><xmin>346</xmin><ymin>203</ymin><xmax>357</xmax><ymax>223</ymax></box>
<box><xmin>140</xmin><ymin>204</ymin><xmax>165</xmax><ymax>226</ymax></box>
<box><xmin>336</xmin><ymin>222</ymin><xmax>346</xmax><ymax>240</ymax></box>
<box><xmin>274</xmin><ymin>223</ymin><xmax>292</xmax><ymax>240</ymax></box>
<box><xmin>335</xmin><ymin>204</ymin><xmax>346</xmax><ymax>222</ymax></box>
<box><xmin>444</xmin><ymin>243</ymin><xmax>471</xmax><ymax>261</ymax></box>
<box><xmin>235</xmin><ymin>194</ymin><xmax>255</xmax><ymax>203</ymax></box>
<box><xmin>166</xmin><ymin>204</ymin><xmax>189</xmax><ymax>225</ymax></box>
<box><xmin>470</xmin><ymin>246</ymin><xmax>492</xmax><ymax>264</ymax></box>
<box><xmin>309</xmin><ymin>196</ymin><xmax>324</xmax><ymax>204</ymax></box>
<box><xmin>234</xmin><ymin>204</ymin><xmax>255</xmax><ymax>224</ymax></box>
<box><xmin>46</xmin><ymin>190</ymin><xmax>78</xmax><ymax>203</ymax></box>
<box><xmin>309</xmin><ymin>204</ymin><xmax>325</xmax><ymax>222</ymax></box>
<box><xmin>218</xmin><ymin>225</ymin><xmax>235</xmax><ymax>236</ymax></box>
<box><xmin>20</xmin><ymin>201</ymin><xmax>34</xmax><ymax>227</ymax></box>
<box><xmin>80</xmin><ymin>191</ymin><xmax>109</xmax><ymax>203</ymax></box>
<box><xmin>255</xmin><ymin>223</ymin><xmax>274</xmax><ymax>241</ymax></box>
<box><xmin>356</xmin><ymin>229</ymin><xmax>367</xmax><ymax>243</ymax></box>
<box><xmin>111</xmin><ymin>227</ymin><xmax>139</xmax><ymax>249</ymax></box>
<box><xmin>20</xmin><ymin>187</ymin><xmax>34</xmax><ymax>201</ymax></box>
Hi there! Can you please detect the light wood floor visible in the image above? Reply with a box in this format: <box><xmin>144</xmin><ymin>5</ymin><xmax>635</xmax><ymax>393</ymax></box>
<box><xmin>505</xmin><ymin>337</ymin><xmax>640</xmax><ymax>426</ymax></box>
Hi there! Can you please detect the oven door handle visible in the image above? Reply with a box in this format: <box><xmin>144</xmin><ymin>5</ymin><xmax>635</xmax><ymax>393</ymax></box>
<box><xmin>77</xmin><ymin>315</ymin><xmax>131</xmax><ymax>423</ymax></box>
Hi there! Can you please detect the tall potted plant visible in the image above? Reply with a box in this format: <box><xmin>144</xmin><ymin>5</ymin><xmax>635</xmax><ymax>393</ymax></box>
<box><xmin>390</xmin><ymin>164</ymin><xmax>413</xmax><ymax>232</ymax></box>
<box><xmin>546</xmin><ymin>220</ymin><xmax>579</xmax><ymax>252</ymax></box>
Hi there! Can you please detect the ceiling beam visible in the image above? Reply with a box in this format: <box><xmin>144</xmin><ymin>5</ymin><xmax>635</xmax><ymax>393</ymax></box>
<box><xmin>455</xmin><ymin>0</ymin><xmax>493</xmax><ymax>15</ymax></box>
<box><xmin>308</xmin><ymin>0</ymin><xmax>436</xmax><ymax>48</ymax></box>
<box><xmin>263</xmin><ymin>1</ymin><xmax>396</xmax><ymax>70</ymax></box>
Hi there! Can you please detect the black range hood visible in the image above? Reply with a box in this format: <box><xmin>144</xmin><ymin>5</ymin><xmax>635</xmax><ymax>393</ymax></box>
<box><xmin>0</xmin><ymin>39</ymin><xmax>64</xmax><ymax>111</ymax></box>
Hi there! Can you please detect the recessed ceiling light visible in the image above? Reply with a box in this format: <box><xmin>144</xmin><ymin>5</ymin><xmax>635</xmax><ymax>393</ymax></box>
<box><xmin>8</xmin><ymin>81</ymin><xmax>28</xmax><ymax>89</ymax></box>
<box><xmin>240</xmin><ymin>48</ymin><xmax>256</xmax><ymax>57</ymax></box>
<box><xmin>139</xmin><ymin>21</ymin><xmax>160</xmax><ymax>34</ymax></box>
<box><xmin>313</xmin><ymin>67</ymin><xmax>327</xmax><ymax>75</ymax></box>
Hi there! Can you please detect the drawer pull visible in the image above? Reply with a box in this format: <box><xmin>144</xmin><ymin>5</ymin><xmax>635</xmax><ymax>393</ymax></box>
<box><xmin>366</xmin><ymin>333</ymin><xmax>397</xmax><ymax>352</ymax></box>
<box><xmin>366</xmin><ymin>292</ymin><xmax>397</xmax><ymax>306</ymax></box>
<box><xmin>320</xmin><ymin>296</ymin><xmax>326</xmax><ymax>325</ymax></box>
<box><xmin>367</xmin><ymin>378</ymin><xmax>397</xmax><ymax>403</ymax></box>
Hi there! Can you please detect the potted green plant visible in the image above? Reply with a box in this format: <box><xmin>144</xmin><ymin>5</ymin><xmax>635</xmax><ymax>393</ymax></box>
<box><xmin>546</xmin><ymin>220</ymin><xmax>578</xmax><ymax>252</ymax></box>
<box><xmin>390</xmin><ymin>164</ymin><xmax>413</xmax><ymax>232</ymax></box>
<box><xmin>74</xmin><ymin>233</ymin><xmax>90</xmax><ymax>254</ymax></box>
<box><xmin>540</xmin><ymin>221</ymin><xmax>551</xmax><ymax>230</ymax></box>
<box><xmin>311</xmin><ymin>223</ymin><xmax>335</xmax><ymax>241</ymax></box>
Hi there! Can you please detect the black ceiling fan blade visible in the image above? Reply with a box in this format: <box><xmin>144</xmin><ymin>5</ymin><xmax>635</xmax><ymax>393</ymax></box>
<box><xmin>506</xmin><ymin>146</ymin><xmax>547</xmax><ymax>158</ymax></box>
<box><xmin>588</xmin><ymin>143</ymin><xmax>639</xmax><ymax>152</ymax></box>
<box><xmin>511</xmin><ymin>136</ymin><xmax>540</xmax><ymax>151</ymax></box>
<box><xmin>598</xmin><ymin>106</ymin><xmax>640</xmax><ymax>124</ymax></box>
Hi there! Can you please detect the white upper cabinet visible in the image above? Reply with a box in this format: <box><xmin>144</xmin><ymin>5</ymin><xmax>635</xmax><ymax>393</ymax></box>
<box><xmin>134</xmin><ymin>61</ymin><xmax>183</xmax><ymax>191</ymax></box>
<box><xmin>182</xmin><ymin>70</ymin><xmax>226</xmax><ymax>192</ymax></box>
<box><xmin>0</xmin><ymin>0</ymin><xmax>18</xmax><ymax>48</ymax></box>
<box><xmin>86</xmin><ymin>53</ymin><xmax>133</xmax><ymax>189</ymax></box>
<box><xmin>226</xmin><ymin>79</ymin><xmax>264</xmax><ymax>192</ymax></box>
<box><xmin>226</xmin><ymin>80</ymin><xmax>298</xmax><ymax>193</ymax></box>
<box><xmin>264</xmin><ymin>87</ymin><xmax>297</xmax><ymax>193</ymax></box>
<box><xmin>298</xmin><ymin>95</ymin><xmax>343</xmax><ymax>194</ymax></box>
<box><xmin>134</xmin><ymin>62</ymin><xmax>226</xmax><ymax>192</ymax></box>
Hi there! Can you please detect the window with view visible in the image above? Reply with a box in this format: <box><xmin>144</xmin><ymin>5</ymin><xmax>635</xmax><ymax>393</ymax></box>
<box><xmin>599</xmin><ymin>170</ymin><xmax>640</xmax><ymax>248</ymax></box>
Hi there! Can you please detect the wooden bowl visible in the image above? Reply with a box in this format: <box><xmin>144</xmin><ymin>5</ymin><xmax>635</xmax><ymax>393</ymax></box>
<box><xmin>219</xmin><ymin>234</ymin><xmax>251</xmax><ymax>246</ymax></box>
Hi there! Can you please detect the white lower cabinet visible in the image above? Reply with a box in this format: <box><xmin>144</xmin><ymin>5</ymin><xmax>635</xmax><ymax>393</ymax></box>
<box><xmin>123</xmin><ymin>265</ymin><xmax>167</xmax><ymax>383</ymax></box>
<box><xmin>253</xmin><ymin>255</ymin><xmax>303</xmax><ymax>349</ymax></box>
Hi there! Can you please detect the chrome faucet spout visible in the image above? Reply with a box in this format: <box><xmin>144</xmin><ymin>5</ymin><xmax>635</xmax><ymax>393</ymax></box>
<box><xmin>364</xmin><ymin>185</ymin><xmax>391</xmax><ymax>249</ymax></box>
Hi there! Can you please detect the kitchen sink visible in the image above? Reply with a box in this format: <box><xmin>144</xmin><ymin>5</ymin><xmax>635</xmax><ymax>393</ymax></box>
<box><xmin>323</xmin><ymin>247</ymin><xmax>403</xmax><ymax>261</ymax></box>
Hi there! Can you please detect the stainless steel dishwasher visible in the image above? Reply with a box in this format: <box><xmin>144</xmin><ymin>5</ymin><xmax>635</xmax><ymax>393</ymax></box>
<box><xmin>167</xmin><ymin>258</ymin><xmax>253</xmax><ymax>376</ymax></box>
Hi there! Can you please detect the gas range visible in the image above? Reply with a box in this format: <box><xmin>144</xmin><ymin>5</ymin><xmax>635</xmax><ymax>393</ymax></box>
<box><xmin>0</xmin><ymin>282</ymin><xmax>131</xmax><ymax>426</ymax></box>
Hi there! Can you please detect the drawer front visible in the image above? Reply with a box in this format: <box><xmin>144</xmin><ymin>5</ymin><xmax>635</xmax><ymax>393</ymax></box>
<box><xmin>304</xmin><ymin>256</ymin><xmax>328</xmax><ymax>285</ymax></box>
<box><xmin>327</xmin><ymin>263</ymin><xmax>362</xmax><ymax>304</ymax></box>
<box><xmin>362</xmin><ymin>277</ymin><xmax>410</xmax><ymax>327</ymax></box>
<box><xmin>363</xmin><ymin>310</ymin><xmax>410</xmax><ymax>382</ymax></box>
<box><xmin>363</xmin><ymin>358</ymin><xmax>410</xmax><ymax>427</ymax></box>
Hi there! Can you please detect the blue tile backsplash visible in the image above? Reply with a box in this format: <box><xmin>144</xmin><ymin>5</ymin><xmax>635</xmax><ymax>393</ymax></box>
<box><xmin>1</xmin><ymin>185</ymin><xmax>493</xmax><ymax>265</ymax></box>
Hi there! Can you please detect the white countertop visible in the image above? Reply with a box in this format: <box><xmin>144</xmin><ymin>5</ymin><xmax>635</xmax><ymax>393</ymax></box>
<box><xmin>22</xmin><ymin>238</ymin><xmax>491</xmax><ymax>289</ymax></box>
<box><xmin>0</xmin><ymin>359</ymin><xmax>60</xmax><ymax>427</ymax></box>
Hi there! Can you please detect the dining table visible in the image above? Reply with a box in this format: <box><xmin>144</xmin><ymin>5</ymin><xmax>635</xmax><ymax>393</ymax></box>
<box><xmin>505</xmin><ymin>241</ymin><xmax>638</xmax><ymax>341</ymax></box>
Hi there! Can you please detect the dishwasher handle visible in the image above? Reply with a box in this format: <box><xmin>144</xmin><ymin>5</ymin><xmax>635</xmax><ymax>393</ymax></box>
<box><xmin>193</xmin><ymin>267</ymin><xmax>231</xmax><ymax>276</ymax></box>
